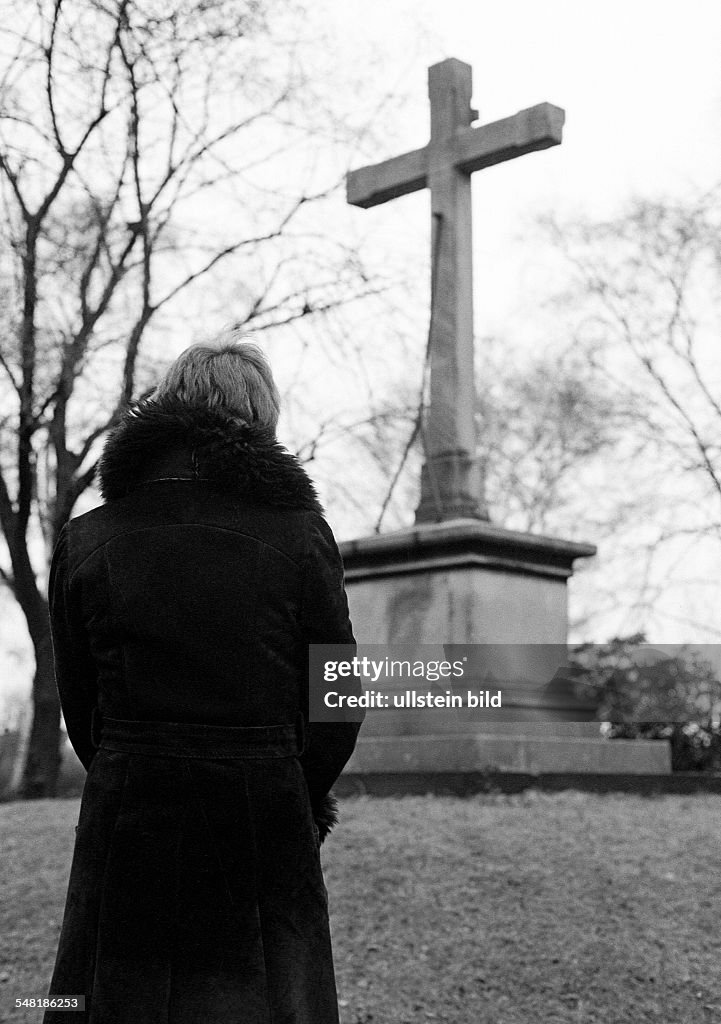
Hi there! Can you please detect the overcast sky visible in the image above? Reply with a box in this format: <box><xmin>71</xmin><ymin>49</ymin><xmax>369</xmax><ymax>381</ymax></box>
<box><xmin>323</xmin><ymin>0</ymin><xmax>721</xmax><ymax>337</ymax></box>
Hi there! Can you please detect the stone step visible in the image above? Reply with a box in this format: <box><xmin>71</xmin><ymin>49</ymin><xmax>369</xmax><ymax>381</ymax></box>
<box><xmin>358</xmin><ymin>709</ymin><xmax>602</xmax><ymax>738</ymax></box>
<box><xmin>346</xmin><ymin>733</ymin><xmax>671</xmax><ymax>775</ymax></box>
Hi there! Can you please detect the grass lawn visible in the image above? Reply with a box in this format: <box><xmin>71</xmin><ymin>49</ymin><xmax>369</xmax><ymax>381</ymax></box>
<box><xmin>1</xmin><ymin>792</ymin><xmax>720</xmax><ymax>1023</ymax></box>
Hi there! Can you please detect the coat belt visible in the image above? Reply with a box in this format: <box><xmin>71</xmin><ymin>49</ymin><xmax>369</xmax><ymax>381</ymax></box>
<box><xmin>98</xmin><ymin>715</ymin><xmax>303</xmax><ymax>759</ymax></box>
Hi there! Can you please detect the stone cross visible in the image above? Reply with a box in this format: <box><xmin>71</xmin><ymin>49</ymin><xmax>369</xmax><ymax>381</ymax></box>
<box><xmin>346</xmin><ymin>58</ymin><xmax>564</xmax><ymax>523</ymax></box>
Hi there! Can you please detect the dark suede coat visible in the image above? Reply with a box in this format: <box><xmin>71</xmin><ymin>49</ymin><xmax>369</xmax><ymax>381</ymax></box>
<box><xmin>45</xmin><ymin>398</ymin><xmax>360</xmax><ymax>1024</ymax></box>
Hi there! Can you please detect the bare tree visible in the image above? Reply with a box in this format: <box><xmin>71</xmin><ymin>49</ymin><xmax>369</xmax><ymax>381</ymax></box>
<box><xmin>541</xmin><ymin>191</ymin><xmax>721</xmax><ymax>635</ymax></box>
<box><xmin>372</xmin><ymin>335</ymin><xmax>624</xmax><ymax>538</ymax></box>
<box><xmin>0</xmin><ymin>0</ymin><xmax>390</xmax><ymax>796</ymax></box>
<box><xmin>476</xmin><ymin>346</ymin><xmax>626</xmax><ymax>535</ymax></box>
<box><xmin>546</xmin><ymin>193</ymin><xmax>721</xmax><ymax>531</ymax></box>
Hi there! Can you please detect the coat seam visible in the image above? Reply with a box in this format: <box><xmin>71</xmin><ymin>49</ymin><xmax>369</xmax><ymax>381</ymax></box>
<box><xmin>67</xmin><ymin>522</ymin><xmax>303</xmax><ymax>585</ymax></box>
<box><xmin>88</xmin><ymin>754</ymin><xmax>131</xmax><ymax>1020</ymax></box>
<box><xmin>167</xmin><ymin>773</ymin><xmax>192</xmax><ymax>1024</ymax></box>
<box><xmin>181</xmin><ymin>759</ymin><xmax>236</xmax><ymax>910</ymax></box>
<box><xmin>242</xmin><ymin>768</ymin><xmax>274</xmax><ymax>1024</ymax></box>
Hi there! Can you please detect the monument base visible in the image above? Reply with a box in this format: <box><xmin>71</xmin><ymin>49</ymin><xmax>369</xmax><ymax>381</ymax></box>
<box><xmin>339</xmin><ymin>519</ymin><xmax>671</xmax><ymax>776</ymax></box>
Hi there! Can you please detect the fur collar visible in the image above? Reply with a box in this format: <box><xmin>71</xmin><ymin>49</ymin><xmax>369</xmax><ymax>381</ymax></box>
<box><xmin>98</xmin><ymin>397</ymin><xmax>323</xmax><ymax>514</ymax></box>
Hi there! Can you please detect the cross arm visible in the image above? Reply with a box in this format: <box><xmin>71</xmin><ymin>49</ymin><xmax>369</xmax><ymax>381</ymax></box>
<box><xmin>346</xmin><ymin>145</ymin><xmax>428</xmax><ymax>209</ymax></box>
<box><xmin>455</xmin><ymin>102</ymin><xmax>565</xmax><ymax>174</ymax></box>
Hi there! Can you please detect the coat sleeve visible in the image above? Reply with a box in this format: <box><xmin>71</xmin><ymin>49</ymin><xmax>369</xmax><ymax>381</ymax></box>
<box><xmin>49</xmin><ymin>524</ymin><xmax>98</xmax><ymax>771</ymax></box>
<box><xmin>298</xmin><ymin>513</ymin><xmax>362</xmax><ymax>832</ymax></box>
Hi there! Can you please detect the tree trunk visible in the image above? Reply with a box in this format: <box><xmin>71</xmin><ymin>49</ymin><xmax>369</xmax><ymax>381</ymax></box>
<box><xmin>20</xmin><ymin>604</ymin><xmax>62</xmax><ymax>799</ymax></box>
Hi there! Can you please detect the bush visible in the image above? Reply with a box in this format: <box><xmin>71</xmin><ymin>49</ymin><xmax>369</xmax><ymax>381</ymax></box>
<box><xmin>569</xmin><ymin>635</ymin><xmax>721</xmax><ymax>772</ymax></box>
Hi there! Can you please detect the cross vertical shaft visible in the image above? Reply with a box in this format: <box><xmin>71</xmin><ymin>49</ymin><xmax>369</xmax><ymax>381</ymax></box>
<box><xmin>416</xmin><ymin>59</ymin><xmax>483</xmax><ymax>523</ymax></box>
<box><xmin>345</xmin><ymin>58</ymin><xmax>564</xmax><ymax>525</ymax></box>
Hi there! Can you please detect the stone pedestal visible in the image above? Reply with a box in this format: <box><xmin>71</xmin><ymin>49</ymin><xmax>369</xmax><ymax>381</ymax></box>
<box><xmin>339</xmin><ymin>520</ymin><xmax>671</xmax><ymax>776</ymax></box>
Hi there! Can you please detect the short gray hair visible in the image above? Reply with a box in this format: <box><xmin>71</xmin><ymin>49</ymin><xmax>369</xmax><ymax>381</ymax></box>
<box><xmin>154</xmin><ymin>333</ymin><xmax>280</xmax><ymax>431</ymax></box>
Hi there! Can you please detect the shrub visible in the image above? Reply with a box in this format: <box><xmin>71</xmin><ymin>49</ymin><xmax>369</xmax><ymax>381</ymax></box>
<box><xmin>569</xmin><ymin>635</ymin><xmax>721</xmax><ymax>772</ymax></box>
